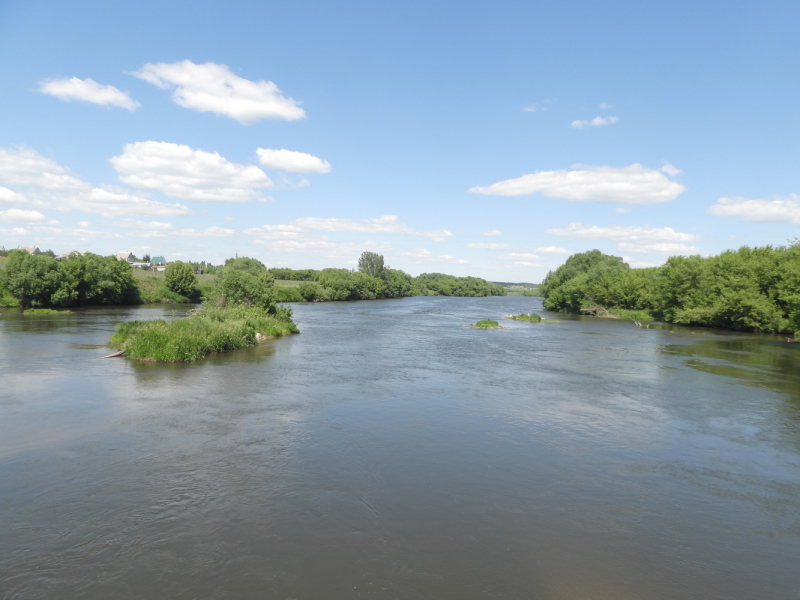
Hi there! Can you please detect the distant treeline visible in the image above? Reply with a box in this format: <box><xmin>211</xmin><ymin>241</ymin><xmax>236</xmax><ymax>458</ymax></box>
<box><xmin>270</xmin><ymin>262</ymin><xmax>505</xmax><ymax>302</ymax></box>
<box><xmin>540</xmin><ymin>245</ymin><xmax>800</xmax><ymax>335</ymax></box>
<box><xmin>0</xmin><ymin>250</ymin><xmax>505</xmax><ymax>308</ymax></box>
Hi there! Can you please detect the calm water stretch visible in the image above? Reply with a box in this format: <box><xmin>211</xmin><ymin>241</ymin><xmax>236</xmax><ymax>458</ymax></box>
<box><xmin>1</xmin><ymin>296</ymin><xmax>799</xmax><ymax>599</ymax></box>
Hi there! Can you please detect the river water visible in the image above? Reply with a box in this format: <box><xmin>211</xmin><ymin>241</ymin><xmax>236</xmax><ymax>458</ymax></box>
<box><xmin>1</xmin><ymin>296</ymin><xmax>799</xmax><ymax>599</ymax></box>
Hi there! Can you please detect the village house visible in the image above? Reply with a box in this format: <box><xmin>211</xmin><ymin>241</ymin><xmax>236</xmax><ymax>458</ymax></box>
<box><xmin>16</xmin><ymin>245</ymin><xmax>40</xmax><ymax>254</ymax></box>
<box><xmin>116</xmin><ymin>251</ymin><xmax>135</xmax><ymax>263</ymax></box>
<box><xmin>150</xmin><ymin>256</ymin><xmax>167</xmax><ymax>271</ymax></box>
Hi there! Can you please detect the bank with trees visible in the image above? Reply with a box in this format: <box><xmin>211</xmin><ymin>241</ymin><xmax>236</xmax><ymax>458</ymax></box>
<box><xmin>539</xmin><ymin>244</ymin><xmax>800</xmax><ymax>335</ymax></box>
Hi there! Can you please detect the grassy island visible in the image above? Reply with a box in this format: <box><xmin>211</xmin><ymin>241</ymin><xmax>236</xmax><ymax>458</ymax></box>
<box><xmin>506</xmin><ymin>313</ymin><xmax>542</xmax><ymax>322</ymax></box>
<box><xmin>23</xmin><ymin>308</ymin><xmax>70</xmax><ymax>314</ymax></box>
<box><xmin>465</xmin><ymin>319</ymin><xmax>503</xmax><ymax>329</ymax></box>
<box><xmin>109</xmin><ymin>261</ymin><xmax>298</xmax><ymax>362</ymax></box>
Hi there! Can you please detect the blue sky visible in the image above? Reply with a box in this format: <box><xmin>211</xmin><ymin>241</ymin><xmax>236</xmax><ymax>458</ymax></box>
<box><xmin>1</xmin><ymin>0</ymin><xmax>798</xmax><ymax>281</ymax></box>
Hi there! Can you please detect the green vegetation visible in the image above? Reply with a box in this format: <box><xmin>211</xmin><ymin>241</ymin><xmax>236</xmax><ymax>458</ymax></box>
<box><xmin>110</xmin><ymin>265</ymin><xmax>297</xmax><ymax>362</ymax></box>
<box><xmin>23</xmin><ymin>308</ymin><xmax>69</xmax><ymax>314</ymax></box>
<box><xmin>466</xmin><ymin>319</ymin><xmax>503</xmax><ymax>329</ymax></box>
<box><xmin>165</xmin><ymin>261</ymin><xmax>200</xmax><ymax>299</ymax></box>
<box><xmin>507</xmin><ymin>312</ymin><xmax>542</xmax><ymax>322</ymax></box>
<box><xmin>415</xmin><ymin>273</ymin><xmax>505</xmax><ymax>297</ymax></box>
<box><xmin>540</xmin><ymin>245</ymin><xmax>800</xmax><ymax>335</ymax></box>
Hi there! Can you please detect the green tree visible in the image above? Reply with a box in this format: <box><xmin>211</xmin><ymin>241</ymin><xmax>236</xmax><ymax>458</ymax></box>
<box><xmin>165</xmin><ymin>261</ymin><xmax>199</xmax><ymax>298</ymax></box>
<box><xmin>224</xmin><ymin>256</ymin><xmax>267</xmax><ymax>277</ymax></box>
<box><xmin>214</xmin><ymin>269</ymin><xmax>276</xmax><ymax>312</ymax></box>
<box><xmin>358</xmin><ymin>251</ymin><xmax>385</xmax><ymax>278</ymax></box>
<box><xmin>62</xmin><ymin>253</ymin><xmax>138</xmax><ymax>305</ymax></box>
<box><xmin>2</xmin><ymin>250</ymin><xmax>75</xmax><ymax>307</ymax></box>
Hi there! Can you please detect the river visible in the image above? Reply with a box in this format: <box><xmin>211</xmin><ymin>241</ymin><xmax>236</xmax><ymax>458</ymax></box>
<box><xmin>1</xmin><ymin>296</ymin><xmax>799</xmax><ymax>599</ymax></box>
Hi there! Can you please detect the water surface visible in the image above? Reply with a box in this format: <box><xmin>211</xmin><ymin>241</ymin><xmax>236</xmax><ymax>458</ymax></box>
<box><xmin>1</xmin><ymin>297</ymin><xmax>799</xmax><ymax>599</ymax></box>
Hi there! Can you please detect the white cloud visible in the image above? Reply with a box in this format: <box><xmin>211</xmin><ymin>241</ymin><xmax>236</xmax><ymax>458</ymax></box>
<box><xmin>523</xmin><ymin>103</ymin><xmax>545</xmax><ymax>112</ymax></box>
<box><xmin>466</xmin><ymin>242</ymin><xmax>510</xmax><ymax>249</ymax></box>
<box><xmin>599</xmin><ymin>103</ymin><xmax>613</xmax><ymax>110</ymax></box>
<box><xmin>483</xmin><ymin>229</ymin><xmax>502</xmax><ymax>236</ymax></box>
<box><xmin>547</xmin><ymin>223</ymin><xmax>699</xmax><ymax>255</ymax></box>
<box><xmin>546</xmin><ymin>223</ymin><xmax>698</xmax><ymax>243</ymax></box>
<box><xmin>110</xmin><ymin>141</ymin><xmax>272</xmax><ymax>202</ymax></box>
<box><xmin>111</xmin><ymin>219</ymin><xmax>175</xmax><ymax>230</ymax></box>
<box><xmin>293</xmin><ymin>215</ymin><xmax>453</xmax><ymax>241</ymax></box>
<box><xmin>256</xmin><ymin>148</ymin><xmax>332</xmax><ymax>173</ymax></box>
<box><xmin>499</xmin><ymin>252</ymin><xmax>539</xmax><ymax>260</ymax></box>
<box><xmin>571</xmin><ymin>115</ymin><xmax>618</xmax><ymax>128</ymax></box>
<box><xmin>77</xmin><ymin>221</ymin><xmax>90</xmax><ymax>228</ymax></box>
<box><xmin>132</xmin><ymin>60</ymin><xmax>305</xmax><ymax>124</ymax></box>
<box><xmin>615</xmin><ymin>207</ymin><xmax>631</xmax><ymax>214</ymax></box>
<box><xmin>622</xmin><ymin>257</ymin><xmax>665</xmax><ymax>268</ymax></box>
<box><xmin>468</xmin><ymin>163</ymin><xmax>685</xmax><ymax>204</ymax></box>
<box><xmin>255</xmin><ymin>239</ymin><xmax>392</xmax><ymax>257</ymax></box>
<box><xmin>0</xmin><ymin>209</ymin><xmax>47</xmax><ymax>223</ymax></box>
<box><xmin>533</xmin><ymin>246</ymin><xmax>569</xmax><ymax>254</ymax></box>
<box><xmin>616</xmin><ymin>242</ymin><xmax>700</xmax><ymax>255</ymax></box>
<box><xmin>708</xmin><ymin>195</ymin><xmax>800</xmax><ymax>224</ymax></box>
<box><xmin>399</xmin><ymin>248</ymin><xmax>468</xmax><ymax>264</ymax></box>
<box><xmin>661</xmin><ymin>163</ymin><xmax>683</xmax><ymax>177</ymax></box>
<box><xmin>32</xmin><ymin>226</ymin><xmax>123</xmax><ymax>239</ymax></box>
<box><xmin>0</xmin><ymin>186</ymin><xmax>29</xmax><ymax>204</ymax></box>
<box><xmin>0</xmin><ymin>147</ymin><xmax>88</xmax><ymax>191</ymax></box>
<box><xmin>38</xmin><ymin>77</ymin><xmax>140</xmax><ymax>111</ymax></box>
<box><xmin>0</xmin><ymin>147</ymin><xmax>191</xmax><ymax>217</ymax></box>
<box><xmin>0</xmin><ymin>227</ymin><xmax>31</xmax><ymax>237</ymax></box>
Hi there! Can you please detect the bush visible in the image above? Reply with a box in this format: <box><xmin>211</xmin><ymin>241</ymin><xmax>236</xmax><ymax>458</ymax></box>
<box><xmin>165</xmin><ymin>261</ymin><xmax>199</xmax><ymax>299</ymax></box>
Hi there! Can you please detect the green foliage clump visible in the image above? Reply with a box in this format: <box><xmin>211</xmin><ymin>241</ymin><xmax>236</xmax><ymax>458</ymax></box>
<box><xmin>165</xmin><ymin>261</ymin><xmax>199</xmax><ymax>299</ymax></box>
<box><xmin>508</xmin><ymin>313</ymin><xmax>542</xmax><ymax>322</ymax></box>
<box><xmin>540</xmin><ymin>245</ymin><xmax>800</xmax><ymax>335</ymax></box>
<box><xmin>110</xmin><ymin>266</ymin><xmax>297</xmax><ymax>362</ymax></box>
<box><xmin>414</xmin><ymin>273</ymin><xmax>506</xmax><ymax>297</ymax></box>
<box><xmin>1</xmin><ymin>250</ymin><xmax>76</xmax><ymax>307</ymax></box>
<box><xmin>62</xmin><ymin>252</ymin><xmax>139</xmax><ymax>305</ymax></box>
<box><xmin>358</xmin><ymin>251</ymin><xmax>385</xmax><ymax>278</ymax></box>
<box><xmin>23</xmin><ymin>308</ymin><xmax>68</xmax><ymax>314</ymax></box>
<box><xmin>224</xmin><ymin>256</ymin><xmax>268</xmax><ymax>277</ymax></box>
<box><xmin>467</xmin><ymin>319</ymin><xmax>502</xmax><ymax>329</ymax></box>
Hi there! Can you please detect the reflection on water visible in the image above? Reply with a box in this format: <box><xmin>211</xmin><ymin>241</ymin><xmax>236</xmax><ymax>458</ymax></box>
<box><xmin>1</xmin><ymin>297</ymin><xmax>799</xmax><ymax>599</ymax></box>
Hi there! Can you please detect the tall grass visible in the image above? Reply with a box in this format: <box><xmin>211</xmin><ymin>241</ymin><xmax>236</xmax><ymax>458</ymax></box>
<box><xmin>508</xmin><ymin>313</ymin><xmax>542</xmax><ymax>322</ymax></box>
<box><xmin>110</xmin><ymin>304</ymin><xmax>298</xmax><ymax>362</ymax></box>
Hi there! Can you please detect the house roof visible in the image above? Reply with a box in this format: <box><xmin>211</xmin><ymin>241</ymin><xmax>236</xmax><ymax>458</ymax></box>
<box><xmin>151</xmin><ymin>256</ymin><xmax>166</xmax><ymax>264</ymax></box>
<box><xmin>17</xmin><ymin>245</ymin><xmax>39</xmax><ymax>254</ymax></box>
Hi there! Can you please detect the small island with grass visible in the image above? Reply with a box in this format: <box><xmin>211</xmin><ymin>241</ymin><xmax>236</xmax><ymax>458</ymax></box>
<box><xmin>108</xmin><ymin>261</ymin><xmax>298</xmax><ymax>362</ymax></box>
<box><xmin>465</xmin><ymin>319</ymin><xmax>503</xmax><ymax>329</ymax></box>
<box><xmin>506</xmin><ymin>313</ymin><xmax>542</xmax><ymax>323</ymax></box>
<box><xmin>23</xmin><ymin>308</ymin><xmax>71</xmax><ymax>314</ymax></box>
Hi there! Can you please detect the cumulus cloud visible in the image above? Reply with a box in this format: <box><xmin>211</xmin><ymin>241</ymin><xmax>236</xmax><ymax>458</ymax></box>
<box><xmin>256</xmin><ymin>148</ymin><xmax>331</xmax><ymax>173</ymax></box>
<box><xmin>399</xmin><ymin>248</ymin><xmax>468</xmax><ymax>264</ymax></box>
<box><xmin>0</xmin><ymin>209</ymin><xmax>47</xmax><ymax>223</ymax></box>
<box><xmin>468</xmin><ymin>163</ymin><xmax>685</xmax><ymax>204</ymax></box>
<box><xmin>132</xmin><ymin>60</ymin><xmax>305</xmax><ymax>124</ymax></box>
<box><xmin>255</xmin><ymin>238</ymin><xmax>392</xmax><ymax>257</ymax></box>
<box><xmin>483</xmin><ymin>229</ymin><xmax>502</xmax><ymax>236</ymax></box>
<box><xmin>110</xmin><ymin>141</ymin><xmax>272</xmax><ymax>202</ymax></box>
<box><xmin>499</xmin><ymin>252</ymin><xmax>539</xmax><ymax>260</ymax></box>
<box><xmin>0</xmin><ymin>186</ymin><xmax>29</xmax><ymax>204</ymax></box>
<box><xmin>38</xmin><ymin>77</ymin><xmax>140</xmax><ymax>110</ymax></box>
<box><xmin>293</xmin><ymin>215</ymin><xmax>453</xmax><ymax>241</ymax></box>
<box><xmin>0</xmin><ymin>147</ymin><xmax>191</xmax><ymax>217</ymax></box>
<box><xmin>243</xmin><ymin>223</ymin><xmax>306</xmax><ymax>240</ymax></box>
<box><xmin>0</xmin><ymin>147</ymin><xmax>87</xmax><ymax>191</ymax></box>
<box><xmin>533</xmin><ymin>246</ymin><xmax>569</xmax><ymax>254</ymax></box>
<box><xmin>466</xmin><ymin>242</ymin><xmax>509</xmax><ymax>249</ymax></box>
<box><xmin>616</xmin><ymin>242</ymin><xmax>700</xmax><ymax>255</ymax></box>
<box><xmin>599</xmin><ymin>103</ymin><xmax>613</xmax><ymax>110</ymax></box>
<box><xmin>661</xmin><ymin>163</ymin><xmax>683</xmax><ymax>177</ymax></box>
<box><xmin>571</xmin><ymin>115</ymin><xmax>618</xmax><ymax>128</ymax></box>
<box><xmin>546</xmin><ymin>223</ymin><xmax>698</xmax><ymax>243</ymax></box>
<box><xmin>547</xmin><ymin>223</ymin><xmax>699</xmax><ymax>255</ymax></box>
<box><xmin>615</xmin><ymin>207</ymin><xmax>631</xmax><ymax>214</ymax></box>
<box><xmin>708</xmin><ymin>195</ymin><xmax>800</xmax><ymax>224</ymax></box>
